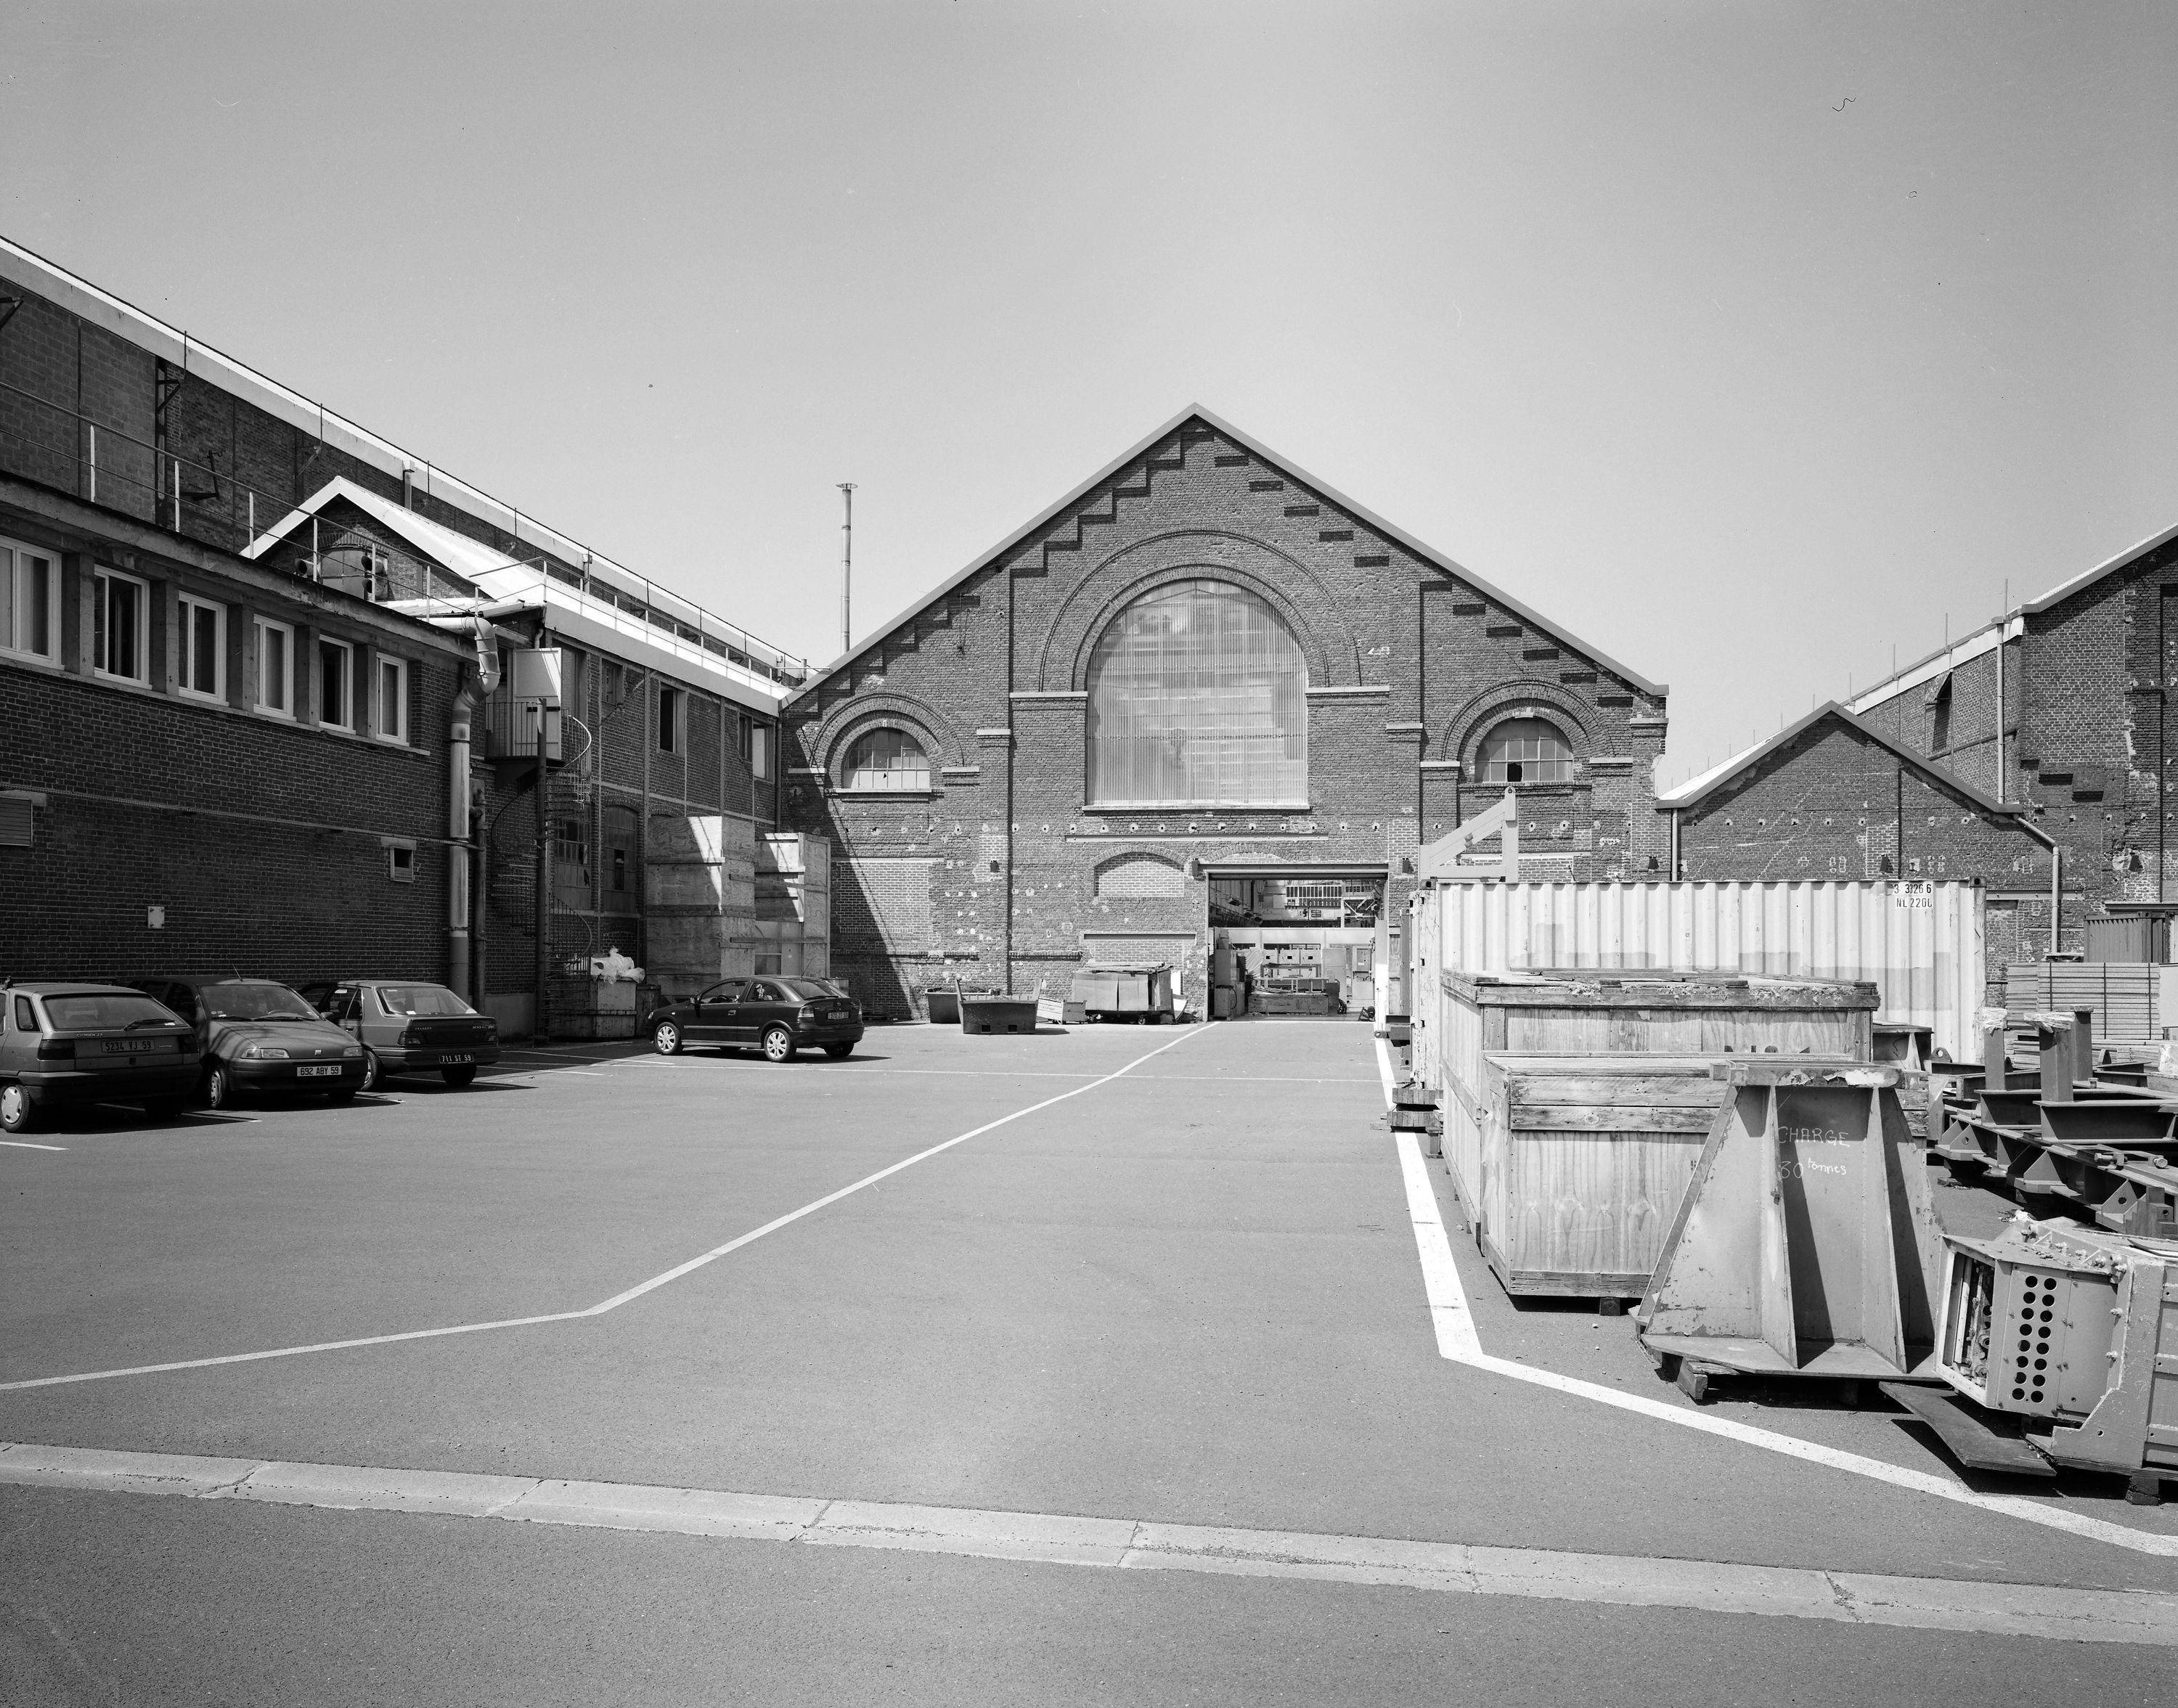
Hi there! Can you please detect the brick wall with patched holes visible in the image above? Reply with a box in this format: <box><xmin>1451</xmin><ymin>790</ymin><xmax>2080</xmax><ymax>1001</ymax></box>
<box><xmin>784</xmin><ymin>419</ymin><xmax>1669</xmax><ymax>1019</ymax></box>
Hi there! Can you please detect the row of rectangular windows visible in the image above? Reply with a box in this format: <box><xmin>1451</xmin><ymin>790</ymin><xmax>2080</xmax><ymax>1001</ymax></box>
<box><xmin>1</xmin><ymin>531</ymin><xmax>409</xmax><ymax>743</ymax></box>
<box><xmin>653</xmin><ymin>682</ymin><xmax>771</xmax><ymax>778</ymax></box>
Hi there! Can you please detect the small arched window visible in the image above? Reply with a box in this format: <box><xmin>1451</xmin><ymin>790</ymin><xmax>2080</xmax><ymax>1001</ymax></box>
<box><xmin>1480</xmin><ymin>718</ymin><xmax>1573</xmax><ymax>785</ymax></box>
<box><xmin>1086</xmin><ymin>579</ymin><xmax>1307</xmax><ymax>805</ymax></box>
<box><xmin>843</xmin><ymin>727</ymin><xmax>931</xmax><ymax>792</ymax></box>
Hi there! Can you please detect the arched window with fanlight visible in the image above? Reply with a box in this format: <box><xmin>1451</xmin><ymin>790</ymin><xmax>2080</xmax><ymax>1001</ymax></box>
<box><xmin>842</xmin><ymin>727</ymin><xmax>931</xmax><ymax>792</ymax></box>
<box><xmin>1480</xmin><ymin>717</ymin><xmax>1573</xmax><ymax>785</ymax></box>
<box><xmin>1085</xmin><ymin>579</ymin><xmax>1308</xmax><ymax>805</ymax></box>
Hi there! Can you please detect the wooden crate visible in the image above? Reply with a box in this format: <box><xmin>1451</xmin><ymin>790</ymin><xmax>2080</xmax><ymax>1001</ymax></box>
<box><xmin>1458</xmin><ymin>1055</ymin><xmax>1726</xmax><ymax>1298</ymax></box>
<box><xmin>1435</xmin><ymin>971</ymin><xmax>1878</xmax><ymax>1299</ymax></box>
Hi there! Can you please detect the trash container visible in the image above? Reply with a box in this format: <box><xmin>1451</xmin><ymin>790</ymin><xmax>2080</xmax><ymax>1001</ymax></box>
<box><xmin>960</xmin><ymin>997</ymin><xmax>1038</xmax><ymax>1035</ymax></box>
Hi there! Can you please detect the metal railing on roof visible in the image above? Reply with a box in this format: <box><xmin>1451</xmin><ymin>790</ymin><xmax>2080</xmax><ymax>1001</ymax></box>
<box><xmin>0</xmin><ymin>377</ymin><xmax>808</xmax><ymax>688</ymax></box>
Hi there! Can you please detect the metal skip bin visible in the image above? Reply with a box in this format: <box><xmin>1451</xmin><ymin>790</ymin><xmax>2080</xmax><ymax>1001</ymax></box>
<box><xmin>960</xmin><ymin>997</ymin><xmax>1039</xmax><ymax>1035</ymax></box>
<box><xmin>1636</xmin><ymin>1059</ymin><xmax>1943</xmax><ymax>1401</ymax></box>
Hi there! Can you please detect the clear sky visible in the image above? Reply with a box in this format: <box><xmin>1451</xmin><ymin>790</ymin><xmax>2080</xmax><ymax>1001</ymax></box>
<box><xmin>4</xmin><ymin>1</ymin><xmax>2170</xmax><ymax>783</ymax></box>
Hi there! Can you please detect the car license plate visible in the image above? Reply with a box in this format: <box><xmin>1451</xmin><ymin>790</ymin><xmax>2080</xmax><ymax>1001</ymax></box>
<box><xmin>827</xmin><ymin>1010</ymin><xmax>850</xmax><ymax>1021</ymax></box>
<box><xmin>441</xmin><ymin>1053</ymin><xmax>472</xmax><ymax>1064</ymax></box>
<box><xmin>297</xmin><ymin>1064</ymin><xmax>340</xmax><ymax>1078</ymax></box>
<box><xmin>107</xmin><ymin>1038</ymin><xmax>163</xmax><ymax>1053</ymax></box>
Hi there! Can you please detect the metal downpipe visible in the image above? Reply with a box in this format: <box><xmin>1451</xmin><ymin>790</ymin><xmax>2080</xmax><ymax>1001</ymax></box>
<box><xmin>448</xmin><ymin>617</ymin><xmax>502</xmax><ymax>1002</ymax></box>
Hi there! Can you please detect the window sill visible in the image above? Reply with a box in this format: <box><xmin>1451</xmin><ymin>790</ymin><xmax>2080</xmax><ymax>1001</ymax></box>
<box><xmin>7</xmin><ymin>655</ymin><xmax>428</xmax><ymax>753</ymax></box>
<box><xmin>839</xmin><ymin>787</ymin><xmax>935</xmax><ymax>800</ymax></box>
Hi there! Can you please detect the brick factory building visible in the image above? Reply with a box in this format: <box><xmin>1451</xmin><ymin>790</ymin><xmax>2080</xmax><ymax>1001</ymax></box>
<box><xmin>1841</xmin><ymin>523</ymin><xmax>2178</xmax><ymax>963</ymax></box>
<box><xmin>1657</xmin><ymin>703</ymin><xmax>2060</xmax><ymax>969</ymax></box>
<box><xmin>0</xmin><ymin>237</ymin><xmax>812</xmax><ymax>1026</ymax></box>
<box><xmin>782</xmin><ymin>408</ymin><xmax>1673</xmax><ymax>1021</ymax></box>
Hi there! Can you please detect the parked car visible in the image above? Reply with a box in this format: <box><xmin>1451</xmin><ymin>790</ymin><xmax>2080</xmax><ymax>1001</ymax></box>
<box><xmin>296</xmin><ymin>979</ymin><xmax>500</xmax><ymax>1090</ymax></box>
<box><xmin>648</xmin><ymin>976</ymin><xmax>863</xmax><ymax>1063</ymax></box>
<box><xmin>1</xmin><ymin>980</ymin><xmax>201</xmax><ymax>1132</ymax></box>
<box><xmin>134</xmin><ymin>976</ymin><xmax>367</xmax><ymax>1108</ymax></box>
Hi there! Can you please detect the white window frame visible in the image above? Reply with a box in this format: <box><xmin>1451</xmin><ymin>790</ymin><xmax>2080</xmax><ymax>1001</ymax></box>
<box><xmin>93</xmin><ymin>565</ymin><xmax>151</xmax><ymax>685</ymax></box>
<box><xmin>319</xmin><ymin>635</ymin><xmax>356</xmax><ymax>732</ymax></box>
<box><xmin>0</xmin><ymin>536</ymin><xmax>58</xmax><ymax>664</ymax></box>
<box><xmin>176</xmin><ymin>593</ymin><xmax>226</xmax><ymax>703</ymax></box>
<box><xmin>375</xmin><ymin>654</ymin><xmax>409</xmax><ymax>745</ymax></box>
<box><xmin>256</xmin><ymin>616</ymin><xmax>295</xmax><ymax>718</ymax></box>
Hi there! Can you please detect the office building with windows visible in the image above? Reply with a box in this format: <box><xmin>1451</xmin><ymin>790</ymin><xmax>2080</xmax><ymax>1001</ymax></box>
<box><xmin>0</xmin><ymin>237</ymin><xmax>813</xmax><ymax>1029</ymax></box>
<box><xmin>782</xmin><ymin>409</ymin><xmax>1672</xmax><ymax>1020</ymax></box>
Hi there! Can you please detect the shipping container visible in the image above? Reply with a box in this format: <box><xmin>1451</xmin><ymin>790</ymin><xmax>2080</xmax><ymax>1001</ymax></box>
<box><xmin>1409</xmin><ymin>880</ymin><xmax>1983</xmax><ymax>1065</ymax></box>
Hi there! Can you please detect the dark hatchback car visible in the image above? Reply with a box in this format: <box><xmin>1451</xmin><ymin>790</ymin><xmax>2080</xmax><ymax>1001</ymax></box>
<box><xmin>297</xmin><ymin>979</ymin><xmax>500</xmax><ymax>1090</ymax></box>
<box><xmin>1</xmin><ymin>981</ymin><xmax>200</xmax><ymax>1132</ymax></box>
<box><xmin>135</xmin><ymin>976</ymin><xmax>367</xmax><ymax>1108</ymax></box>
<box><xmin>649</xmin><ymin>976</ymin><xmax>862</xmax><ymax>1063</ymax></box>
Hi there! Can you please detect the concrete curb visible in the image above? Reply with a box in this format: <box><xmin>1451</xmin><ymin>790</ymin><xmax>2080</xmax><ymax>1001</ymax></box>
<box><xmin>6</xmin><ymin>1443</ymin><xmax>2174</xmax><ymax>1645</ymax></box>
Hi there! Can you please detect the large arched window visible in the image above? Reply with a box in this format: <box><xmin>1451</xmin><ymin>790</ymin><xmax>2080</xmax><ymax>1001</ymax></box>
<box><xmin>842</xmin><ymin>727</ymin><xmax>931</xmax><ymax>792</ymax></box>
<box><xmin>1480</xmin><ymin>717</ymin><xmax>1573</xmax><ymax>785</ymax></box>
<box><xmin>1086</xmin><ymin>580</ymin><xmax>1307</xmax><ymax>805</ymax></box>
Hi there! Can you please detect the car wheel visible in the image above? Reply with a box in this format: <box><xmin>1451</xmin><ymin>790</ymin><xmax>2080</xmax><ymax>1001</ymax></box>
<box><xmin>441</xmin><ymin>1064</ymin><xmax>478</xmax><ymax>1088</ymax></box>
<box><xmin>822</xmin><ymin>1042</ymin><xmax>855</xmax><ymax>1061</ymax></box>
<box><xmin>359</xmin><ymin>1051</ymin><xmax>381</xmax><ymax>1093</ymax></box>
<box><xmin>142</xmin><ymin>1096</ymin><xmax>188</xmax><ymax>1121</ymax></box>
<box><xmin>762</xmin><ymin>1025</ymin><xmax>796</xmax><ymax>1064</ymax></box>
<box><xmin>203</xmin><ymin>1062</ymin><xmax>234</xmax><ymax>1111</ymax></box>
<box><xmin>0</xmin><ymin>1082</ymin><xmax>38</xmax><ymax>1134</ymax></box>
<box><xmin>653</xmin><ymin>1019</ymin><xmax>683</xmax><ymax>1056</ymax></box>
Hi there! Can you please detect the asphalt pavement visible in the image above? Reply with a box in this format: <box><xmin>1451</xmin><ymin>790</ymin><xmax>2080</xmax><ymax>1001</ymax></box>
<box><xmin>4</xmin><ymin>1018</ymin><xmax>2174</xmax><ymax>1704</ymax></box>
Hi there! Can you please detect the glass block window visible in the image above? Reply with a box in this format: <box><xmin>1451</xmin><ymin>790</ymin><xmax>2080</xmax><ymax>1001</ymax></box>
<box><xmin>1086</xmin><ymin>580</ymin><xmax>1307</xmax><ymax>806</ymax></box>
<box><xmin>844</xmin><ymin>727</ymin><xmax>930</xmax><ymax>791</ymax></box>
<box><xmin>1480</xmin><ymin>718</ymin><xmax>1573</xmax><ymax>785</ymax></box>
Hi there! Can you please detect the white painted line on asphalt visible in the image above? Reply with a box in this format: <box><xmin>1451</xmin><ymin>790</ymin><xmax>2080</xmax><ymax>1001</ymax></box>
<box><xmin>0</xmin><ymin>1140</ymin><xmax>66</xmax><ymax>1151</ymax></box>
<box><xmin>2</xmin><ymin>1442</ymin><xmax>2169</xmax><ymax>1643</ymax></box>
<box><xmin>584</xmin><ymin>1024</ymin><xmax>1209</xmax><ymax>1313</ymax></box>
<box><xmin>635</xmin><ymin>1060</ymin><xmax>1106</xmax><ymax>1080</ymax></box>
<box><xmin>1371</xmin><ymin>1036</ymin><xmax>2178</xmax><ymax>1558</ymax></box>
<box><xmin>629</xmin><ymin>1061</ymin><xmax>1373</xmax><ymax>1087</ymax></box>
<box><xmin>0</xmin><ymin>1026</ymin><xmax>1210</xmax><ymax>1394</ymax></box>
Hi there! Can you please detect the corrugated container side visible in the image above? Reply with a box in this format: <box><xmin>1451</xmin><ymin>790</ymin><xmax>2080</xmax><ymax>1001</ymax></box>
<box><xmin>1412</xmin><ymin>880</ymin><xmax>1983</xmax><ymax>1061</ymax></box>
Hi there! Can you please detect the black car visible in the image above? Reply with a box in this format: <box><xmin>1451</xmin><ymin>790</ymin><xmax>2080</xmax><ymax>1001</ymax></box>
<box><xmin>649</xmin><ymin>976</ymin><xmax>863</xmax><ymax>1063</ymax></box>
<box><xmin>1</xmin><ymin>981</ymin><xmax>200</xmax><ymax>1132</ymax></box>
<box><xmin>136</xmin><ymin>976</ymin><xmax>368</xmax><ymax>1108</ymax></box>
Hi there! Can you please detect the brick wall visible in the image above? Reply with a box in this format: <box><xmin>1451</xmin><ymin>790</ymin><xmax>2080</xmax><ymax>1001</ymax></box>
<box><xmin>0</xmin><ymin>272</ymin><xmax>158</xmax><ymax>520</ymax></box>
<box><xmin>785</xmin><ymin>417</ymin><xmax>1668</xmax><ymax>1018</ymax></box>
<box><xmin>1850</xmin><ymin>533</ymin><xmax>2178</xmax><ymax>948</ymax></box>
<box><xmin>0</xmin><ymin>499</ymin><xmax>462</xmax><ymax>986</ymax></box>
<box><xmin>1673</xmin><ymin>717</ymin><xmax>2051</xmax><ymax>886</ymax></box>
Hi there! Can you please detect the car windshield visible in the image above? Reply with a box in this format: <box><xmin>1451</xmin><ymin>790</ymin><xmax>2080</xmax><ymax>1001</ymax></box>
<box><xmin>374</xmin><ymin>985</ymin><xmax>476</xmax><ymax>1018</ymax></box>
<box><xmin>200</xmin><ymin>983</ymin><xmax>319</xmax><ymax>1021</ymax></box>
<box><xmin>41</xmin><ymin>993</ymin><xmax>181</xmax><ymax>1031</ymax></box>
<box><xmin>777</xmin><ymin>978</ymin><xmax>847</xmax><ymax>1000</ymax></box>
